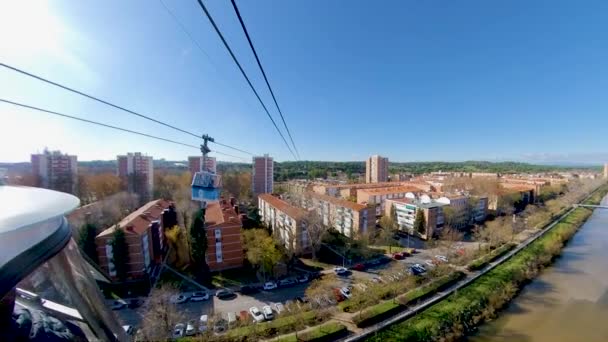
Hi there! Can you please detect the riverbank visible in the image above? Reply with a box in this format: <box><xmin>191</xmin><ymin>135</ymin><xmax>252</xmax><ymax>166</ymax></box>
<box><xmin>364</xmin><ymin>185</ymin><xmax>608</xmax><ymax>342</ymax></box>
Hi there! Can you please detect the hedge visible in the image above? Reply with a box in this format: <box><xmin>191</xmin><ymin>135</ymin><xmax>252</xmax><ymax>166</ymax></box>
<box><xmin>366</xmin><ymin>202</ymin><xmax>602</xmax><ymax>342</ymax></box>
<box><xmin>467</xmin><ymin>243</ymin><xmax>516</xmax><ymax>271</ymax></box>
<box><xmin>275</xmin><ymin>322</ymin><xmax>347</xmax><ymax>342</ymax></box>
<box><xmin>352</xmin><ymin>271</ymin><xmax>465</xmax><ymax>328</ymax></box>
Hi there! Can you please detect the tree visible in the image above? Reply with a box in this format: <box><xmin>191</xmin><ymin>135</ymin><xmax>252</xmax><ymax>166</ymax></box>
<box><xmin>140</xmin><ymin>284</ymin><xmax>185</xmax><ymax>340</ymax></box>
<box><xmin>111</xmin><ymin>227</ymin><xmax>129</xmax><ymax>282</ymax></box>
<box><xmin>305</xmin><ymin>274</ymin><xmax>340</xmax><ymax>307</ymax></box>
<box><xmin>242</xmin><ymin>229</ymin><xmax>282</xmax><ymax>280</ymax></box>
<box><xmin>438</xmin><ymin>227</ymin><xmax>464</xmax><ymax>254</ymax></box>
<box><xmin>414</xmin><ymin>210</ymin><xmax>426</xmax><ymax>236</ymax></box>
<box><xmin>189</xmin><ymin>209</ymin><xmax>210</xmax><ymax>283</ymax></box>
<box><xmin>78</xmin><ymin>223</ymin><xmax>98</xmax><ymax>264</ymax></box>
<box><xmin>304</xmin><ymin>209</ymin><xmax>328</xmax><ymax>260</ymax></box>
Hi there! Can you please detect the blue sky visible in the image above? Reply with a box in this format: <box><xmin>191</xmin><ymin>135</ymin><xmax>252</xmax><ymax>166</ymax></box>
<box><xmin>1</xmin><ymin>0</ymin><xmax>608</xmax><ymax>164</ymax></box>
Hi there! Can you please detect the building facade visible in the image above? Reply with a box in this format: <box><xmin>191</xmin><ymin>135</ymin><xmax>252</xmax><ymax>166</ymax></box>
<box><xmin>385</xmin><ymin>197</ymin><xmax>446</xmax><ymax>240</ymax></box>
<box><xmin>204</xmin><ymin>199</ymin><xmax>244</xmax><ymax>271</ymax></box>
<box><xmin>188</xmin><ymin>156</ymin><xmax>217</xmax><ymax>175</ymax></box>
<box><xmin>365</xmin><ymin>155</ymin><xmax>389</xmax><ymax>183</ymax></box>
<box><xmin>117</xmin><ymin>152</ymin><xmax>154</xmax><ymax>202</ymax></box>
<box><xmin>31</xmin><ymin>150</ymin><xmax>78</xmax><ymax>194</ymax></box>
<box><xmin>305</xmin><ymin>192</ymin><xmax>369</xmax><ymax>238</ymax></box>
<box><xmin>95</xmin><ymin>199</ymin><xmax>172</xmax><ymax>282</ymax></box>
<box><xmin>356</xmin><ymin>185</ymin><xmax>423</xmax><ymax>214</ymax></box>
<box><xmin>604</xmin><ymin>163</ymin><xmax>608</xmax><ymax>179</ymax></box>
<box><xmin>258</xmin><ymin>194</ymin><xmax>309</xmax><ymax>254</ymax></box>
<box><xmin>252</xmin><ymin>154</ymin><xmax>273</xmax><ymax>195</ymax></box>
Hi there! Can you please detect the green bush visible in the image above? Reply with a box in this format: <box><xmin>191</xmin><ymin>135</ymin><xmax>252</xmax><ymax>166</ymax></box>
<box><xmin>353</xmin><ymin>271</ymin><xmax>465</xmax><ymax>328</ymax></box>
<box><xmin>366</xmin><ymin>204</ymin><xmax>600</xmax><ymax>342</ymax></box>
<box><xmin>467</xmin><ymin>243</ymin><xmax>515</xmax><ymax>271</ymax></box>
<box><xmin>275</xmin><ymin>322</ymin><xmax>347</xmax><ymax>342</ymax></box>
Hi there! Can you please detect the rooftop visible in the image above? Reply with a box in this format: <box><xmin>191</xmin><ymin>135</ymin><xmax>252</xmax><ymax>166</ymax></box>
<box><xmin>205</xmin><ymin>200</ymin><xmax>241</xmax><ymax>227</ymax></box>
<box><xmin>97</xmin><ymin>199</ymin><xmax>172</xmax><ymax>237</ymax></box>
<box><xmin>387</xmin><ymin>197</ymin><xmax>447</xmax><ymax>209</ymax></box>
<box><xmin>358</xmin><ymin>185</ymin><xmax>423</xmax><ymax>195</ymax></box>
<box><xmin>259</xmin><ymin>194</ymin><xmax>307</xmax><ymax>219</ymax></box>
<box><xmin>306</xmin><ymin>192</ymin><xmax>367</xmax><ymax>211</ymax></box>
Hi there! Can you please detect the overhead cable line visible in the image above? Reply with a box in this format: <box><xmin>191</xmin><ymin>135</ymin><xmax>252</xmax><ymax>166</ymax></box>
<box><xmin>0</xmin><ymin>62</ymin><xmax>253</xmax><ymax>156</ymax></box>
<box><xmin>193</xmin><ymin>0</ymin><xmax>298</xmax><ymax>160</ymax></box>
<box><xmin>0</xmin><ymin>99</ymin><xmax>249</xmax><ymax>161</ymax></box>
<box><xmin>229</xmin><ymin>0</ymin><xmax>300</xmax><ymax>159</ymax></box>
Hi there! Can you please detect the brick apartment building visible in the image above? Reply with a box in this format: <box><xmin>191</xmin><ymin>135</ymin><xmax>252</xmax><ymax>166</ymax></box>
<box><xmin>95</xmin><ymin>199</ymin><xmax>173</xmax><ymax>281</ymax></box>
<box><xmin>31</xmin><ymin>150</ymin><xmax>78</xmax><ymax>194</ymax></box>
<box><xmin>117</xmin><ymin>152</ymin><xmax>154</xmax><ymax>202</ymax></box>
<box><xmin>188</xmin><ymin>156</ymin><xmax>217</xmax><ymax>175</ymax></box>
<box><xmin>252</xmin><ymin>154</ymin><xmax>273</xmax><ymax>195</ymax></box>
<box><xmin>258</xmin><ymin>194</ymin><xmax>309</xmax><ymax>255</ymax></box>
<box><xmin>204</xmin><ymin>198</ymin><xmax>244</xmax><ymax>271</ymax></box>
<box><xmin>365</xmin><ymin>155</ymin><xmax>388</xmax><ymax>183</ymax></box>
<box><xmin>304</xmin><ymin>192</ymin><xmax>370</xmax><ymax>238</ymax></box>
<box><xmin>385</xmin><ymin>197</ymin><xmax>446</xmax><ymax>240</ymax></box>
<box><xmin>357</xmin><ymin>185</ymin><xmax>423</xmax><ymax>215</ymax></box>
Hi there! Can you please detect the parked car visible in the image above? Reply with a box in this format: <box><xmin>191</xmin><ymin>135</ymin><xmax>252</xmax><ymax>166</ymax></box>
<box><xmin>392</xmin><ymin>252</ymin><xmax>404</xmax><ymax>260</ymax></box>
<box><xmin>435</xmin><ymin>255</ymin><xmax>449</xmax><ymax>263</ymax></box>
<box><xmin>122</xmin><ymin>325</ymin><xmax>134</xmax><ymax>335</ymax></box>
<box><xmin>216</xmin><ymin>289</ymin><xmax>236</xmax><ymax>300</ymax></box>
<box><xmin>198</xmin><ymin>315</ymin><xmax>208</xmax><ymax>333</ymax></box>
<box><xmin>334</xmin><ymin>266</ymin><xmax>348</xmax><ymax>275</ymax></box>
<box><xmin>273</xmin><ymin>302</ymin><xmax>285</xmax><ymax>314</ymax></box>
<box><xmin>401</xmin><ymin>251</ymin><xmax>411</xmax><ymax>257</ymax></box>
<box><xmin>190</xmin><ymin>291</ymin><xmax>209</xmax><ymax>302</ymax></box>
<box><xmin>185</xmin><ymin>320</ymin><xmax>196</xmax><ymax>336</ymax></box>
<box><xmin>263</xmin><ymin>281</ymin><xmax>278</xmax><ymax>290</ymax></box>
<box><xmin>332</xmin><ymin>288</ymin><xmax>346</xmax><ymax>302</ymax></box>
<box><xmin>278</xmin><ymin>278</ymin><xmax>296</xmax><ymax>287</ymax></box>
<box><xmin>170</xmin><ymin>294</ymin><xmax>190</xmax><ymax>304</ymax></box>
<box><xmin>339</xmin><ymin>287</ymin><xmax>352</xmax><ymax>299</ymax></box>
<box><xmin>249</xmin><ymin>306</ymin><xmax>265</xmax><ymax>322</ymax></box>
<box><xmin>352</xmin><ymin>263</ymin><xmax>365</xmax><ymax>271</ymax></box>
<box><xmin>296</xmin><ymin>274</ymin><xmax>309</xmax><ymax>283</ymax></box>
<box><xmin>424</xmin><ymin>259</ymin><xmax>435</xmax><ymax>267</ymax></box>
<box><xmin>239</xmin><ymin>285</ymin><xmax>259</xmax><ymax>295</ymax></box>
<box><xmin>110</xmin><ymin>299</ymin><xmax>127</xmax><ymax>310</ymax></box>
<box><xmin>172</xmin><ymin>323</ymin><xmax>185</xmax><ymax>338</ymax></box>
<box><xmin>262</xmin><ymin>305</ymin><xmax>274</xmax><ymax>320</ymax></box>
<box><xmin>407</xmin><ymin>248</ymin><xmax>417</xmax><ymax>254</ymax></box>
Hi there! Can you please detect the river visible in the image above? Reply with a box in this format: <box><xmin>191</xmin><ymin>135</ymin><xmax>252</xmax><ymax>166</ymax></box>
<box><xmin>469</xmin><ymin>196</ymin><xmax>608</xmax><ymax>342</ymax></box>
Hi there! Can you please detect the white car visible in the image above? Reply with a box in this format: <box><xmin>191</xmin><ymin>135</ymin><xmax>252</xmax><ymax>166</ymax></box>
<box><xmin>334</xmin><ymin>266</ymin><xmax>348</xmax><ymax>275</ymax></box>
<box><xmin>172</xmin><ymin>323</ymin><xmax>185</xmax><ymax>338</ymax></box>
<box><xmin>122</xmin><ymin>325</ymin><xmax>134</xmax><ymax>335</ymax></box>
<box><xmin>262</xmin><ymin>305</ymin><xmax>274</xmax><ymax>320</ymax></box>
<box><xmin>435</xmin><ymin>255</ymin><xmax>448</xmax><ymax>263</ymax></box>
<box><xmin>185</xmin><ymin>320</ymin><xmax>196</xmax><ymax>336</ymax></box>
<box><xmin>190</xmin><ymin>291</ymin><xmax>209</xmax><ymax>302</ymax></box>
<box><xmin>199</xmin><ymin>315</ymin><xmax>208</xmax><ymax>333</ymax></box>
<box><xmin>170</xmin><ymin>294</ymin><xmax>190</xmax><ymax>304</ymax></box>
<box><xmin>263</xmin><ymin>281</ymin><xmax>278</xmax><ymax>290</ymax></box>
<box><xmin>249</xmin><ymin>306</ymin><xmax>264</xmax><ymax>322</ymax></box>
<box><xmin>339</xmin><ymin>287</ymin><xmax>352</xmax><ymax>299</ymax></box>
<box><xmin>273</xmin><ymin>302</ymin><xmax>285</xmax><ymax>314</ymax></box>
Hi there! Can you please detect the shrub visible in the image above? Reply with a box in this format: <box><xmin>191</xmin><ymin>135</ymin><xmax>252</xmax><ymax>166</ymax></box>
<box><xmin>467</xmin><ymin>243</ymin><xmax>515</xmax><ymax>271</ymax></box>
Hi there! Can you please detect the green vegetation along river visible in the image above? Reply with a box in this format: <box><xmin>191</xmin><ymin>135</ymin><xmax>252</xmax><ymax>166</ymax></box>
<box><xmin>468</xmin><ymin>196</ymin><xmax>608</xmax><ymax>342</ymax></box>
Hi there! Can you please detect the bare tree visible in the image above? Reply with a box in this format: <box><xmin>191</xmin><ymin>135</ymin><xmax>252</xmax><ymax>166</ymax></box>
<box><xmin>304</xmin><ymin>209</ymin><xmax>328</xmax><ymax>260</ymax></box>
<box><xmin>139</xmin><ymin>284</ymin><xmax>185</xmax><ymax>340</ymax></box>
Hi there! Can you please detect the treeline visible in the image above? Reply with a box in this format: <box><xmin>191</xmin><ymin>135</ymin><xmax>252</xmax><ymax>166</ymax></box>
<box><xmin>274</xmin><ymin>160</ymin><xmax>590</xmax><ymax>181</ymax></box>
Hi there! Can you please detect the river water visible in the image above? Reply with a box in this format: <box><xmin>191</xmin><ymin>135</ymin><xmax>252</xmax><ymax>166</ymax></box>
<box><xmin>469</xmin><ymin>196</ymin><xmax>608</xmax><ymax>342</ymax></box>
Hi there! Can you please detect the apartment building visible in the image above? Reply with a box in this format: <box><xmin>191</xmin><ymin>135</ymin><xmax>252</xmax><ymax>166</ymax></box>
<box><xmin>95</xmin><ymin>199</ymin><xmax>172</xmax><ymax>281</ymax></box>
<box><xmin>489</xmin><ymin>185</ymin><xmax>535</xmax><ymax>214</ymax></box>
<box><xmin>385</xmin><ymin>197</ymin><xmax>446</xmax><ymax>240</ymax></box>
<box><xmin>117</xmin><ymin>152</ymin><xmax>154</xmax><ymax>202</ymax></box>
<box><xmin>31</xmin><ymin>150</ymin><xmax>78</xmax><ymax>194</ymax></box>
<box><xmin>204</xmin><ymin>198</ymin><xmax>244</xmax><ymax>271</ymax></box>
<box><xmin>365</xmin><ymin>155</ymin><xmax>389</xmax><ymax>183</ymax></box>
<box><xmin>356</xmin><ymin>185</ymin><xmax>423</xmax><ymax>214</ymax></box>
<box><xmin>604</xmin><ymin>163</ymin><xmax>608</xmax><ymax>179</ymax></box>
<box><xmin>188</xmin><ymin>156</ymin><xmax>217</xmax><ymax>175</ymax></box>
<box><xmin>252</xmin><ymin>154</ymin><xmax>273</xmax><ymax>195</ymax></box>
<box><xmin>258</xmin><ymin>194</ymin><xmax>309</xmax><ymax>254</ymax></box>
<box><xmin>305</xmin><ymin>192</ymin><xmax>369</xmax><ymax>238</ymax></box>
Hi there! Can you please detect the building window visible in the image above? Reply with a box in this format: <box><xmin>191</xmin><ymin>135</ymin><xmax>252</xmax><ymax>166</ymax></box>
<box><xmin>214</xmin><ymin>229</ymin><xmax>222</xmax><ymax>243</ymax></box>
